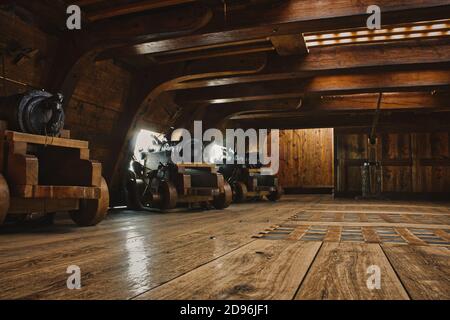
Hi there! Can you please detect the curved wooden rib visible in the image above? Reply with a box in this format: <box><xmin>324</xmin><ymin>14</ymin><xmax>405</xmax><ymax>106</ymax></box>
<box><xmin>108</xmin><ymin>53</ymin><xmax>268</xmax><ymax>187</ymax></box>
<box><xmin>46</xmin><ymin>2</ymin><xmax>213</xmax><ymax>107</ymax></box>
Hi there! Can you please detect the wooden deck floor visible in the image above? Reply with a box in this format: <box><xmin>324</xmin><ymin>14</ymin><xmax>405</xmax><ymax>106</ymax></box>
<box><xmin>0</xmin><ymin>195</ymin><xmax>449</xmax><ymax>300</ymax></box>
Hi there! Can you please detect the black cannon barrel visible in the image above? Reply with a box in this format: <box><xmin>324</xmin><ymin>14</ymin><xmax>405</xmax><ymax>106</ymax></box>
<box><xmin>0</xmin><ymin>90</ymin><xmax>65</xmax><ymax>136</ymax></box>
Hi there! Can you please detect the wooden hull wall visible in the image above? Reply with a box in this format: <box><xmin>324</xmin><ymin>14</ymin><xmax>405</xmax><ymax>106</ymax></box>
<box><xmin>335</xmin><ymin>130</ymin><xmax>450</xmax><ymax>197</ymax></box>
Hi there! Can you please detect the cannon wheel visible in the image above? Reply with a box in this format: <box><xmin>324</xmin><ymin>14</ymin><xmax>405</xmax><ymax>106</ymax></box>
<box><xmin>234</xmin><ymin>182</ymin><xmax>248</xmax><ymax>203</ymax></box>
<box><xmin>70</xmin><ymin>177</ymin><xmax>109</xmax><ymax>227</ymax></box>
<box><xmin>0</xmin><ymin>174</ymin><xmax>10</xmax><ymax>226</ymax></box>
<box><xmin>213</xmin><ymin>181</ymin><xmax>233</xmax><ymax>209</ymax></box>
<box><xmin>267</xmin><ymin>186</ymin><xmax>284</xmax><ymax>202</ymax></box>
<box><xmin>158</xmin><ymin>181</ymin><xmax>178</xmax><ymax>210</ymax></box>
<box><xmin>125</xmin><ymin>172</ymin><xmax>147</xmax><ymax>210</ymax></box>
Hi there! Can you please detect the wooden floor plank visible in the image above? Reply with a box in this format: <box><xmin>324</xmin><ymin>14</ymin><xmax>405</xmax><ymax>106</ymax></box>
<box><xmin>136</xmin><ymin>240</ymin><xmax>321</xmax><ymax>300</ymax></box>
<box><xmin>0</xmin><ymin>195</ymin><xmax>448</xmax><ymax>300</ymax></box>
<box><xmin>0</xmin><ymin>202</ymin><xmax>301</xmax><ymax>261</ymax></box>
<box><xmin>295</xmin><ymin>242</ymin><xmax>410</xmax><ymax>300</ymax></box>
<box><xmin>381</xmin><ymin>244</ymin><xmax>450</xmax><ymax>300</ymax></box>
<box><xmin>0</xmin><ymin>203</ymin><xmax>304</xmax><ymax>299</ymax></box>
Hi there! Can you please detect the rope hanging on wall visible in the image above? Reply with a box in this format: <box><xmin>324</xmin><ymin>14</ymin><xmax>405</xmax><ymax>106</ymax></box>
<box><xmin>222</xmin><ymin>0</ymin><xmax>228</xmax><ymax>24</ymax></box>
<box><xmin>369</xmin><ymin>92</ymin><xmax>383</xmax><ymax>145</ymax></box>
<box><xmin>1</xmin><ymin>54</ymin><xmax>5</xmax><ymax>96</ymax></box>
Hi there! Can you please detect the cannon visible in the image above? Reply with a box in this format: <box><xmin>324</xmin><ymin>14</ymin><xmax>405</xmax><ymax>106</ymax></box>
<box><xmin>126</xmin><ymin>131</ymin><xmax>232</xmax><ymax>211</ymax></box>
<box><xmin>219</xmin><ymin>152</ymin><xmax>283</xmax><ymax>203</ymax></box>
<box><xmin>0</xmin><ymin>90</ymin><xmax>109</xmax><ymax>227</ymax></box>
<box><xmin>0</xmin><ymin>90</ymin><xmax>65</xmax><ymax>136</ymax></box>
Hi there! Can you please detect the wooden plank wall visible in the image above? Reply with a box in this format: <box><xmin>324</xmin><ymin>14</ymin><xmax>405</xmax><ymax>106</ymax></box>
<box><xmin>0</xmin><ymin>10</ymin><xmax>56</xmax><ymax>95</ymax></box>
<box><xmin>278</xmin><ymin>128</ymin><xmax>334</xmax><ymax>190</ymax></box>
<box><xmin>0</xmin><ymin>10</ymin><xmax>131</xmax><ymax>179</ymax></box>
<box><xmin>335</xmin><ymin>130</ymin><xmax>450</xmax><ymax>197</ymax></box>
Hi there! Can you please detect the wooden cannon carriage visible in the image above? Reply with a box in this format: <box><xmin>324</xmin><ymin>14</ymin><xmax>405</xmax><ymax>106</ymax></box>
<box><xmin>0</xmin><ymin>121</ymin><xmax>109</xmax><ymax>227</ymax></box>
<box><xmin>127</xmin><ymin>161</ymin><xmax>232</xmax><ymax>211</ymax></box>
<box><xmin>219</xmin><ymin>151</ymin><xmax>283</xmax><ymax>203</ymax></box>
<box><xmin>230</xmin><ymin>167</ymin><xmax>283</xmax><ymax>203</ymax></box>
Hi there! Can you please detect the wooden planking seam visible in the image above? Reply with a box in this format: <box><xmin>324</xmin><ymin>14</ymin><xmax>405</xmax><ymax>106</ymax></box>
<box><xmin>291</xmin><ymin>241</ymin><xmax>324</xmax><ymax>300</ymax></box>
<box><xmin>2</xmin><ymin>195</ymin><xmax>448</xmax><ymax>297</ymax></box>
<box><xmin>0</xmin><ymin>202</ymin><xmax>306</xmax><ymax>298</ymax></box>
<box><xmin>0</xmin><ymin>212</ymin><xmax>287</xmax><ymax>254</ymax></box>
<box><xmin>385</xmin><ymin>237</ymin><xmax>449</xmax><ymax>299</ymax></box>
<box><xmin>1</xmin><ymin>222</ymin><xmax>271</xmax><ymax>299</ymax></box>
<box><xmin>0</xmin><ymin>201</ymin><xmax>300</xmax><ymax>251</ymax></box>
<box><xmin>134</xmin><ymin>240</ymin><xmax>322</xmax><ymax>300</ymax></box>
<box><xmin>129</xmin><ymin>238</ymin><xmax>260</xmax><ymax>300</ymax></box>
<box><xmin>295</xmin><ymin>242</ymin><xmax>410</xmax><ymax>300</ymax></box>
<box><xmin>378</xmin><ymin>244</ymin><xmax>413</xmax><ymax>300</ymax></box>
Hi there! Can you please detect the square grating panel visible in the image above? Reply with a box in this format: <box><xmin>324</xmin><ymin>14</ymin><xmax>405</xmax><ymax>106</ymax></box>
<box><xmin>341</xmin><ymin>227</ymin><xmax>364</xmax><ymax>242</ymax></box>
<box><xmin>375</xmin><ymin>227</ymin><xmax>407</xmax><ymax>244</ymax></box>
<box><xmin>409</xmin><ymin>228</ymin><xmax>450</xmax><ymax>246</ymax></box>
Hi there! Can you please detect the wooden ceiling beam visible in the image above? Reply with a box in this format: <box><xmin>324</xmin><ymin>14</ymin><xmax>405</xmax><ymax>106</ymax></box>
<box><xmin>230</xmin><ymin>111</ymin><xmax>450</xmax><ymax>131</ymax></box>
<box><xmin>87</xmin><ymin>0</ymin><xmax>200</xmax><ymax>22</ymax></box>
<box><xmin>6</xmin><ymin>3</ymin><xmax>201</xmax><ymax>63</ymax></box>
<box><xmin>175</xmin><ymin>68</ymin><xmax>450</xmax><ymax>104</ymax></box>
<box><xmin>72</xmin><ymin>0</ymin><xmax>105</xmax><ymax>6</ymax></box>
<box><xmin>223</xmin><ymin>0</ymin><xmax>449</xmax><ymax>28</ymax></box>
<box><xmin>99</xmin><ymin>1</ymin><xmax>450</xmax><ymax>58</ymax></box>
<box><xmin>303</xmin><ymin>92</ymin><xmax>450</xmax><ymax>112</ymax></box>
<box><xmin>203</xmin><ymin>99</ymin><xmax>303</xmax><ymax>129</ymax></box>
<box><xmin>203</xmin><ymin>92</ymin><xmax>449</xmax><ymax>128</ymax></box>
<box><xmin>208</xmin><ymin>99</ymin><xmax>304</xmax><ymax>112</ymax></box>
<box><xmin>171</xmin><ymin>39</ymin><xmax>450</xmax><ymax>90</ymax></box>
<box><xmin>86</xmin><ymin>3</ymin><xmax>212</xmax><ymax>47</ymax></box>
<box><xmin>44</xmin><ymin>2</ymin><xmax>212</xmax><ymax>109</ymax></box>
<box><xmin>153</xmin><ymin>41</ymin><xmax>274</xmax><ymax>64</ymax></box>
